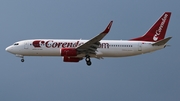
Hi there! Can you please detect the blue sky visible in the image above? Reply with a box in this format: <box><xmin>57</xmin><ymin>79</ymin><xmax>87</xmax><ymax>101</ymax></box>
<box><xmin>1</xmin><ymin>0</ymin><xmax>180</xmax><ymax>101</ymax></box>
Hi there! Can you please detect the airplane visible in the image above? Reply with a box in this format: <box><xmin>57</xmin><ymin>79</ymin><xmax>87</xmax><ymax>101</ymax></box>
<box><xmin>6</xmin><ymin>12</ymin><xmax>172</xmax><ymax>66</ymax></box>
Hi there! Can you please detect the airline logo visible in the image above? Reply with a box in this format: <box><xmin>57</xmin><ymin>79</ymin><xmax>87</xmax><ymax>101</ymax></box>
<box><xmin>32</xmin><ymin>40</ymin><xmax>81</xmax><ymax>48</ymax></box>
<box><xmin>153</xmin><ymin>14</ymin><xmax>168</xmax><ymax>41</ymax></box>
<box><xmin>32</xmin><ymin>40</ymin><xmax>110</xmax><ymax>48</ymax></box>
<box><xmin>32</xmin><ymin>40</ymin><xmax>45</xmax><ymax>47</ymax></box>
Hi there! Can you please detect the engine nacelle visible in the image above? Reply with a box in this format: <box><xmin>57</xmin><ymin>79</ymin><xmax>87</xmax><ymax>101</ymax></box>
<box><xmin>63</xmin><ymin>56</ymin><xmax>82</xmax><ymax>62</ymax></box>
<box><xmin>61</xmin><ymin>48</ymin><xmax>77</xmax><ymax>56</ymax></box>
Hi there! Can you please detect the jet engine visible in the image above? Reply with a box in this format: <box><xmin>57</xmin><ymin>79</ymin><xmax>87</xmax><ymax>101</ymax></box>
<box><xmin>63</xmin><ymin>56</ymin><xmax>82</xmax><ymax>62</ymax></box>
<box><xmin>61</xmin><ymin>48</ymin><xmax>77</xmax><ymax>56</ymax></box>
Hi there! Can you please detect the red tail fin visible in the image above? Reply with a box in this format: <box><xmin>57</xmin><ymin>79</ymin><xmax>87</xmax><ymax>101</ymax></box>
<box><xmin>131</xmin><ymin>12</ymin><xmax>171</xmax><ymax>42</ymax></box>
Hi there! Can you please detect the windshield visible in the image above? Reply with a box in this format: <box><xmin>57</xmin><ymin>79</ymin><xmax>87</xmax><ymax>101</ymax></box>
<box><xmin>13</xmin><ymin>43</ymin><xmax>19</xmax><ymax>45</ymax></box>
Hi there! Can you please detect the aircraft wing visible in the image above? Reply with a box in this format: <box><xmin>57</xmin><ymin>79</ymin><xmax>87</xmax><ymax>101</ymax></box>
<box><xmin>76</xmin><ymin>21</ymin><xmax>113</xmax><ymax>55</ymax></box>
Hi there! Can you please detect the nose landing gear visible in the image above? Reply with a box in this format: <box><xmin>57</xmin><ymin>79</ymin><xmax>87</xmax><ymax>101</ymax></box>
<box><xmin>15</xmin><ymin>54</ymin><xmax>24</xmax><ymax>62</ymax></box>
<box><xmin>21</xmin><ymin>58</ymin><xmax>24</xmax><ymax>62</ymax></box>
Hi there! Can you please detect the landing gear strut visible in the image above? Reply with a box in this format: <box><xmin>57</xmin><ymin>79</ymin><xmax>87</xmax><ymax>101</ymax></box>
<box><xmin>15</xmin><ymin>54</ymin><xmax>25</xmax><ymax>62</ymax></box>
<box><xmin>85</xmin><ymin>55</ymin><xmax>92</xmax><ymax>66</ymax></box>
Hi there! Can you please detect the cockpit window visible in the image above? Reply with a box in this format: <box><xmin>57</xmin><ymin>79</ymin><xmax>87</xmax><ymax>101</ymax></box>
<box><xmin>14</xmin><ymin>43</ymin><xmax>19</xmax><ymax>45</ymax></box>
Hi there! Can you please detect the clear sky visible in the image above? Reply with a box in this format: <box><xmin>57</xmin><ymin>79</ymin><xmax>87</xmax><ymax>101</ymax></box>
<box><xmin>1</xmin><ymin>0</ymin><xmax>180</xmax><ymax>101</ymax></box>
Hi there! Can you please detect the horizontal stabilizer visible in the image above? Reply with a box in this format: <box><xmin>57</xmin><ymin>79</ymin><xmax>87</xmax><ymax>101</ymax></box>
<box><xmin>152</xmin><ymin>37</ymin><xmax>172</xmax><ymax>46</ymax></box>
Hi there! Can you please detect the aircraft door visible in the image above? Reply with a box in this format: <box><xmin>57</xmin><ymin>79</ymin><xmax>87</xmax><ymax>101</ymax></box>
<box><xmin>138</xmin><ymin>43</ymin><xmax>142</xmax><ymax>51</ymax></box>
<box><xmin>24</xmin><ymin>42</ymin><xmax>28</xmax><ymax>49</ymax></box>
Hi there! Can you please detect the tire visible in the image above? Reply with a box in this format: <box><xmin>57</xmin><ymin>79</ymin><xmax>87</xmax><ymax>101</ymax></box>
<box><xmin>85</xmin><ymin>57</ymin><xmax>90</xmax><ymax>62</ymax></box>
<box><xmin>21</xmin><ymin>59</ymin><xmax>24</xmax><ymax>62</ymax></box>
<box><xmin>86</xmin><ymin>61</ymin><xmax>92</xmax><ymax>66</ymax></box>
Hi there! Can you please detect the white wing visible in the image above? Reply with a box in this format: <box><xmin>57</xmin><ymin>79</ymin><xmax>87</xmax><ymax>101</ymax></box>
<box><xmin>76</xmin><ymin>21</ymin><xmax>113</xmax><ymax>55</ymax></box>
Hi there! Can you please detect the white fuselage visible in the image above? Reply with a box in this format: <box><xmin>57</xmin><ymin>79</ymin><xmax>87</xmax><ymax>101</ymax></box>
<box><xmin>6</xmin><ymin>39</ymin><xmax>164</xmax><ymax>58</ymax></box>
<box><xmin>5</xmin><ymin>12</ymin><xmax>171</xmax><ymax>66</ymax></box>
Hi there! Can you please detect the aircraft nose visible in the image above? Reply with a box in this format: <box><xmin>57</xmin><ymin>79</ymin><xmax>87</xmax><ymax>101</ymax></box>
<box><xmin>5</xmin><ymin>47</ymin><xmax>9</xmax><ymax>51</ymax></box>
<box><xmin>5</xmin><ymin>46</ymin><xmax>13</xmax><ymax>53</ymax></box>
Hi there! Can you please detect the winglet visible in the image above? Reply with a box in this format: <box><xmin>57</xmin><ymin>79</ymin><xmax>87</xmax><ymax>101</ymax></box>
<box><xmin>102</xmin><ymin>21</ymin><xmax>113</xmax><ymax>34</ymax></box>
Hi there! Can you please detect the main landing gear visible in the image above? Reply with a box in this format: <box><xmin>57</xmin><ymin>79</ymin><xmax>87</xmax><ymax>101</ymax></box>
<box><xmin>85</xmin><ymin>55</ymin><xmax>92</xmax><ymax>66</ymax></box>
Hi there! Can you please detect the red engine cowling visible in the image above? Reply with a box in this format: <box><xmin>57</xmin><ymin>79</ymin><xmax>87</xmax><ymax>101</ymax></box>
<box><xmin>61</xmin><ymin>48</ymin><xmax>77</xmax><ymax>56</ymax></box>
<box><xmin>63</xmin><ymin>56</ymin><xmax>82</xmax><ymax>62</ymax></box>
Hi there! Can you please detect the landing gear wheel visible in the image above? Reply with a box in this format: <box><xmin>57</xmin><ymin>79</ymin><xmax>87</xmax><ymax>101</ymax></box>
<box><xmin>21</xmin><ymin>59</ymin><xmax>24</xmax><ymax>62</ymax></box>
<box><xmin>86</xmin><ymin>61</ymin><xmax>92</xmax><ymax>66</ymax></box>
<box><xmin>85</xmin><ymin>57</ymin><xmax>90</xmax><ymax>61</ymax></box>
<box><xmin>85</xmin><ymin>55</ymin><xmax>92</xmax><ymax>66</ymax></box>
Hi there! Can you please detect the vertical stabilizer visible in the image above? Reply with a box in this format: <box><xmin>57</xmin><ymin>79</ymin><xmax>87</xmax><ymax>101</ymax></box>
<box><xmin>131</xmin><ymin>12</ymin><xmax>171</xmax><ymax>42</ymax></box>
